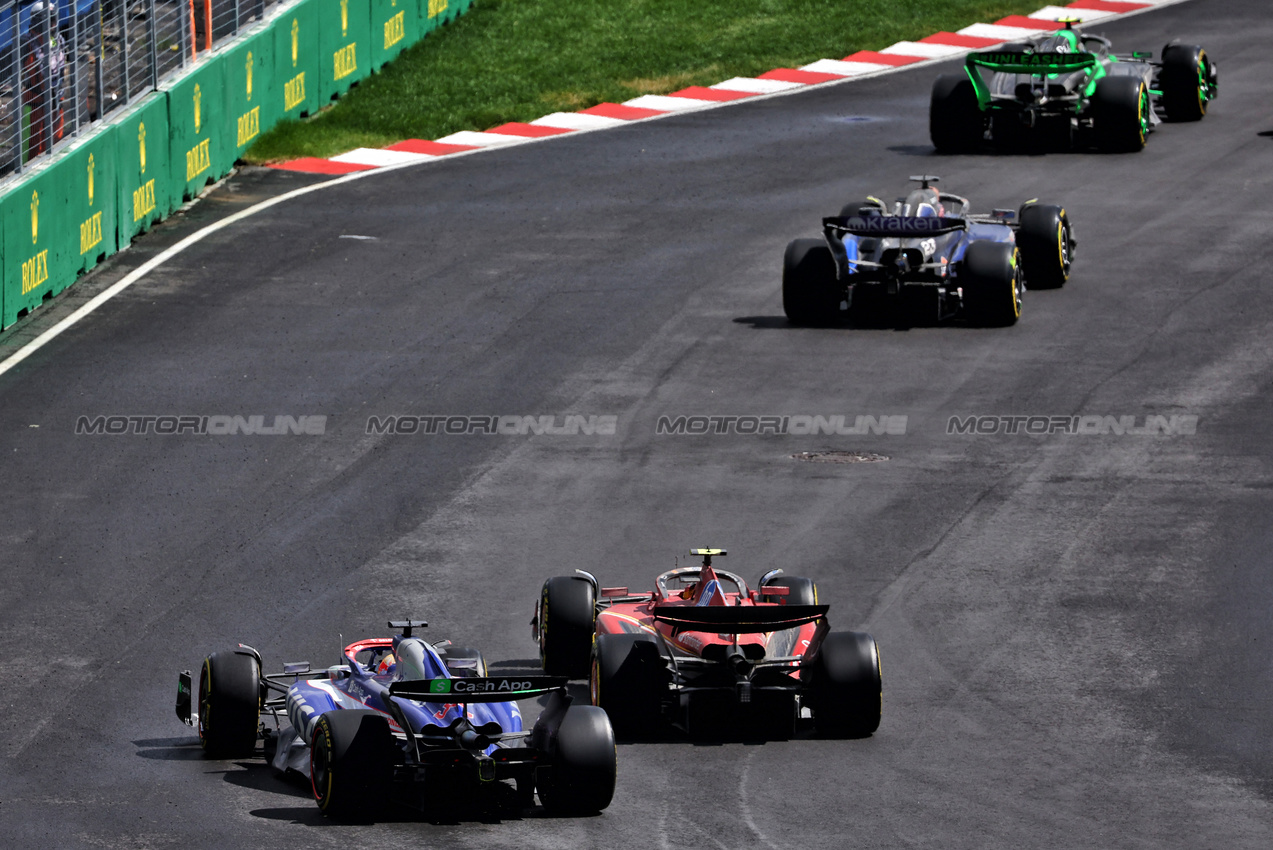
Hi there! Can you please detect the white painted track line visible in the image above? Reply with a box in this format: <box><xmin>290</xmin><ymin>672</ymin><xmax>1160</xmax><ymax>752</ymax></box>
<box><xmin>0</xmin><ymin>0</ymin><xmax>1197</xmax><ymax>371</ymax></box>
<box><xmin>0</xmin><ymin>167</ymin><xmax>408</xmax><ymax>378</ymax></box>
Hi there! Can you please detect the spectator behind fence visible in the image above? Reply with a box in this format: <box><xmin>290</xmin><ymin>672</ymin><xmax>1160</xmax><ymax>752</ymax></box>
<box><xmin>22</xmin><ymin>0</ymin><xmax>67</xmax><ymax>158</ymax></box>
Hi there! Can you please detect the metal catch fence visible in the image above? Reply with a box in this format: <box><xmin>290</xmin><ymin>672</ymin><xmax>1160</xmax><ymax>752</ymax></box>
<box><xmin>0</xmin><ymin>0</ymin><xmax>281</xmax><ymax>182</ymax></box>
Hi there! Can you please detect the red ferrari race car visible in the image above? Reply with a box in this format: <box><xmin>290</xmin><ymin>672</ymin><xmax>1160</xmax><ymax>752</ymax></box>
<box><xmin>531</xmin><ymin>549</ymin><xmax>881</xmax><ymax>739</ymax></box>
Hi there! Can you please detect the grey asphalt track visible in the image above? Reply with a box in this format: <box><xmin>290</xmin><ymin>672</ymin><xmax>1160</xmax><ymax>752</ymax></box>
<box><xmin>2</xmin><ymin>0</ymin><xmax>1271</xmax><ymax>846</ymax></box>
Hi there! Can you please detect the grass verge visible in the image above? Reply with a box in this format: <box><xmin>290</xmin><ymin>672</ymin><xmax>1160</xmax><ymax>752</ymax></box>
<box><xmin>246</xmin><ymin>0</ymin><xmax>1063</xmax><ymax>162</ymax></box>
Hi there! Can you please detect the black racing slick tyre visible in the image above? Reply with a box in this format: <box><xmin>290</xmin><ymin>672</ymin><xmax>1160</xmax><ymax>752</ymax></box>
<box><xmin>309</xmin><ymin>710</ymin><xmax>397</xmax><ymax>818</ymax></box>
<box><xmin>1091</xmin><ymin>76</ymin><xmax>1149</xmax><ymax>153</ymax></box>
<box><xmin>536</xmin><ymin>705</ymin><xmax>617</xmax><ymax>814</ymax></box>
<box><xmin>960</xmin><ymin>241</ymin><xmax>1022</xmax><ymax>327</ymax></box>
<box><xmin>537</xmin><ymin>576</ymin><xmax>596</xmax><ymax>679</ymax></box>
<box><xmin>807</xmin><ymin>631</ymin><xmax>882</xmax><ymax>737</ymax></box>
<box><xmin>1017</xmin><ymin>204</ymin><xmax>1074</xmax><ymax>289</ymax></box>
<box><xmin>1160</xmin><ymin>44</ymin><xmax>1214</xmax><ymax>122</ymax></box>
<box><xmin>761</xmin><ymin>576</ymin><xmax>818</xmax><ymax>606</ymax></box>
<box><xmin>783</xmin><ymin>238</ymin><xmax>843</xmax><ymax>327</ymax></box>
<box><xmin>930</xmin><ymin>74</ymin><xmax>984</xmax><ymax>153</ymax></box>
<box><xmin>198</xmin><ymin>650</ymin><xmax>260</xmax><ymax>758</ymax></box>
<box><xmin>591</xmin><ymin>633</ymin><xmax>665</xmax><ymax>738</ymax></box>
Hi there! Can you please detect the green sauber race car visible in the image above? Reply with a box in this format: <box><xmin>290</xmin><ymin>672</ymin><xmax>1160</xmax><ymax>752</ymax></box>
<box><xmin>930</xmin><ymin>24</ymin><xmax>1217</xmax><ymax>154</ymax></box>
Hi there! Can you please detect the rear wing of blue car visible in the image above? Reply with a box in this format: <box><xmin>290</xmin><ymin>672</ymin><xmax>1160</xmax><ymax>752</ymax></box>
<box><xmin>823</xmin><ymin>215</ymin><xmax>968</xmax><ymax>240</ymax></box>
<box><xmin>652</xmin><ymin>603</ymin><xmax>828</xmax><ymax>634</ymax></box>
<box><xmin>389</xmin><ymin>676</ymin><xmax>568</xmax><ymax>702</ymax></box>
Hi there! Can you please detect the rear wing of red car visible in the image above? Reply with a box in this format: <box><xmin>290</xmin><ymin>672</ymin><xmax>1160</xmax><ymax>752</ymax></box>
<box><xmin>652</xmin><ymin>604</ymin><xmax>828</xmax><ymax>634</ymax></box>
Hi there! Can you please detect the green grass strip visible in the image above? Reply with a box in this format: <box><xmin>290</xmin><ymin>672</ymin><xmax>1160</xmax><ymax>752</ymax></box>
<box><xmin>247</xmin><ymin>0</ymin><xmax>1064</xmax><ymax>162</ymax></box>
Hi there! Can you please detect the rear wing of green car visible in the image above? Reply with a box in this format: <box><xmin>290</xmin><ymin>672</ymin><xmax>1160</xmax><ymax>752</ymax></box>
<box><xmin>964</xmin><ymin>51</ymin><xmax>1100</xmax><ymax>107</ymax></box>
<box><xmin>968</xmin><ymin>51</ymin><xmax>1098</xmax><ymax>75</ymax></box>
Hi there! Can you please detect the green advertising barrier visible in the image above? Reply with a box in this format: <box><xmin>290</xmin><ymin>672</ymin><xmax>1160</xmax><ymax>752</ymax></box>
<box><xmin>273</xmin><ymin>0</ymin><xmax>321</xmax><ymax>121</ymax></box>
<box><xmin>224</xmin><ymin>28</ymin><xmax>277</xmax><ymax>163</ymax></box>
<box><xmin>371</xmin><ymin>0</ymin><xmax>419</xmax><ymax>71</ymax></box>
<box><xmin>419</xmin><ymin>0</ymin><xmax>475</xmax><ymax>41</ymax></box>
<box><xmin>166</xmin><ymin>61</ymin><xmax>228</xmax><ymax>202</ymax></box>
<box><xmin>115</xmin><ymin>94</ymin><xmax>174</xmax><ymax>246</ymax></box>
<box><xmin>318</xmin><ymin>0</ymin><xmax>372</xmax><ymax>101</ymax></box>
<box><xmin>420</xmin><ymin>0</ymin><xmax>448</xmax><ymax>34</ymax></box>
<box><xmin>1</xmin><ymin>0</ymin><xmax>479</xmax><ymax>332</ymax></box>
<box><xmin>64</xmin><ymin>132</ymin><xmax>119</xmax><ymax>275</ymax></box>
<box><xmin>2</xmin><ymin>163</ymin><xmax>76</xmax><ymax>325</ymax></box>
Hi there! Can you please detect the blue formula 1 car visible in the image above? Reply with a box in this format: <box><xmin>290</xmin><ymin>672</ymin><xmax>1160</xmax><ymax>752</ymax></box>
<box><xmin>175</xmin><ymin>619</ymin><xmax>617</xmax><ymax>817</ymax></box>
<box><xmin>782</xmin><ymin>175</ymin><xmax>1075</xmax><ymax>327</ymax></box>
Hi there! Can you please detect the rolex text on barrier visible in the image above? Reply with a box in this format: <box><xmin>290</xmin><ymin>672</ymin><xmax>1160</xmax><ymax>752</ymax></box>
<box><xmin>276</xmin><ymin>0</ymin><xmax>322</xmax><ymax>120</ymax></box>
<box><xmin>2</xmin><ymin>162</ymin><xmax>75</xmax><ymax>325</ymax></box>
<box><xmin>318</xmin><ymin>0</ymin><xmax>372</xmax><ymax>101</ymax></box>
<box><xmin>224</xmin><ymin>29</ymin><xmax>277</xmax><ymax>161</ymax></box>
<box><xmin>165</xmin><ymin>62</ymin><xmax>228</xmax><ymax>202</ymax></box>
<box><xmin>419</xmin><ymin>0</ymin><xmax>446</xmax><ymax>36</ymax></box>
<box><xmin>372</xmin><ymin>0</ymin><xmax>419</xmax><ymax>70</ymax></box>
<box><xmin>65</xmin><ymin>133</ymin><xmax>119</xmax><ymax>274</ymax></box>
<box><xmin>115</xmin><ymin>94</ymin><xmax>173</xmax><ymax>246</ymax></box>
